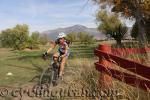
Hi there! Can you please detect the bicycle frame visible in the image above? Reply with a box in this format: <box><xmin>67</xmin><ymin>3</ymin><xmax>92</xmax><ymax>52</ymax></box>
<box><xmin>39</xmin><ymin>56</ymin><xmax>62</xmax><ymax>87</ymax></box>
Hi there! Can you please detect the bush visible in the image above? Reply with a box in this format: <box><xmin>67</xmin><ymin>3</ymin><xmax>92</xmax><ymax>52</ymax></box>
<box><xmin>0</xmin><ymin>24</ymin><xmax>30</xmax><ymax>50</ymax></box>
<box><xmin>39</xmin><ymin>34</ymin><xmax>49</xmax><ymax>45</ymax></box>
<box><xmin>0</xmin><ymin>24</ymin><xmax>47</xmax><ymax>50</ymax></box>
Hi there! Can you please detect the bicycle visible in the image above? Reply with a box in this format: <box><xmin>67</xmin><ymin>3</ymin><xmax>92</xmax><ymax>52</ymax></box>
<box><xmin>39</xmin><ymin>54</ymin><xmax>62</xmax><ymax>87</ymax></box>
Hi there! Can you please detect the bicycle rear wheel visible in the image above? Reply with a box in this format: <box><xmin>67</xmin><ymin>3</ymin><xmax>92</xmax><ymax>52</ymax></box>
<box><xmin>39</xmin><ymin>65</ymin><xmax>54</xmax><ymax>87</ymax></box>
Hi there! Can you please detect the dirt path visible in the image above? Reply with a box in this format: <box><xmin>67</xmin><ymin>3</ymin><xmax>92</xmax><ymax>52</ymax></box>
<box><xmin>3</xmin><ymin>66</ymin><xmax>86</xmax><ymax>100</ymax></box>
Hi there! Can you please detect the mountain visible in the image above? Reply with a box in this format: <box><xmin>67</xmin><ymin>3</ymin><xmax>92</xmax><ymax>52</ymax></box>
<box><xmin>41</xmin><ymin>25</ymin><xmax>106</xmax><ymax>40</ymax></box>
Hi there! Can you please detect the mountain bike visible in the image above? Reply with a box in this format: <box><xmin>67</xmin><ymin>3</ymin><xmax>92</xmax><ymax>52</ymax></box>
<box><xmin>40</xmin><ymin>55</ymin><xmax>62</xmax><ymax>87</ymax></box>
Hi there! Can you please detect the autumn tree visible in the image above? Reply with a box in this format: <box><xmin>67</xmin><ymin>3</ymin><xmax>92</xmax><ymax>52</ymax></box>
<box><xmin>96</xmin><ymin>11</ymin><xmax>127</xmax><ymax>46</ymax></box>
<box><xmin>93</xmin><ymin>0</ymin><xmax>150</xmax><ymax>44</ymax></box>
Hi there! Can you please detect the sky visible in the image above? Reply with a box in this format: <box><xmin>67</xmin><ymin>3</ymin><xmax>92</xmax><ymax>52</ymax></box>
<box><xmin>0</xmin><ymin>0</ymin><xmax>134</xmax><ymax>33</ymax></box>
<box><xmin>0</xmin><ymin>0</ymin><xmax>99</xmax><ymax>32</ymax></box>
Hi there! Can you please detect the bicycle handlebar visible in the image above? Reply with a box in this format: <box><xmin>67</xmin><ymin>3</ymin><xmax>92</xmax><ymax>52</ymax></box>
<box><xmin>42</xmin><ymin>52</ymin><xmax>62</xmax><ymax>62</ymax></box>
<box><xmin>42</xmin><ymin>52</ymin><xmax>48</xmax><ymax>60</ymax></box>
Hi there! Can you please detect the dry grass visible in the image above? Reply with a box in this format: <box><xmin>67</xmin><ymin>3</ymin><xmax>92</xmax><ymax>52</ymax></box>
<box><xmin>1</xmin><ymin>40</ymin><xmax>150</xmax><ymax>100</ymax></box>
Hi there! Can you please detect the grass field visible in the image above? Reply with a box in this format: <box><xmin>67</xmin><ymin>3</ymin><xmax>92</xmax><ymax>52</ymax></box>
<box><xmin>0</xmin><ymin>44</ymin><xmax>99</xmax><ymax>100</ymax></box>
<box><xmin>0</xmin><ymin>41</ymin><xmax>150</xmax><ymax>100</ymax></box>
<box><xmin>0</xmin><ymin>42</ymin><xmax>97</xmax><ymax>87</ymax></box>
<box><xmin>0</xmin><ymin>48</ymin><xmax>44</xmax><ymax>87</ymax></box>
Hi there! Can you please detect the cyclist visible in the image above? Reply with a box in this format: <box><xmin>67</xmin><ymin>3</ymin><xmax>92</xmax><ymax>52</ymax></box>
<box><xmin>43</xmin><ymin>32</ymin><xmax>70</xmax><ymax>79</ymax></box>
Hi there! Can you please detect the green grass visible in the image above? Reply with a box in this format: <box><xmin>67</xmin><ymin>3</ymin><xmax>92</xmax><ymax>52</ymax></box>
<box><xmin>0</xmin><ymin>41</ymin><xmax>149</xmax><ymax>87</ymax></box>
<box><xmin>0</xmin><ymin>48</ymin><xmax>48</xmax><ymax>87</ymax></box>
<box><xmin>69</xmin><ymin>44</ymin><xmax>95</xmax><ymax>58</ymax></box>
<box><xmin>0</xmin><ymin>41</ymin><xmax>150</xmax><ymax>99</ymax></box>
<box><xmin>0</xmin><ymin>43</ymin><xmax>96</xmax><ymax>87</ymax></box>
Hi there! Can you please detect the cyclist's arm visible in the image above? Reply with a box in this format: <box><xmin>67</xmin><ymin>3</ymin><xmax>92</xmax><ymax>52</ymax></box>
<box><xmin>47</xmin><ymin>41</ymin><xmax>57</xmax><ymax>54</ymax></box>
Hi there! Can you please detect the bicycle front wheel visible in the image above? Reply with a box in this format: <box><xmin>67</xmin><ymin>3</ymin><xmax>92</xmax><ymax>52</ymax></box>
<box><xmin>39</xmin><ymin>65</ymin><xmax>54</xmax><ymax>86</ymax></box>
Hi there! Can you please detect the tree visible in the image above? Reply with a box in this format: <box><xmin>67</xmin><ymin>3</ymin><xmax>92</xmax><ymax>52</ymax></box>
<box><xmin>0</xmin><ymin>24</ymin><xmax>29</xmax><ymax>50</ymax></box>
<box><xmin>12</xmin><ymin>24</ymin><xmax>29</xmax><ymax>50</ymax></box>
<box><xmin>145</xmin><ymin>18</ymin><xmax>150</xmax><ymax>42</ymax></box>
<box><xmin>27</xmin><ymin>31</ymin><xmax>40</xmax><ymax>49</ymax></box>
<box><xmin>131</xmin><ymin>22</ymin><xmax>139</xmax><ymax>39</ymax></box>
<box><xmin>77</xmin><ymin>32</ymin><xmax>95</xmax><ymax>44</ymax></box>
<box><xmin>93</xmin><ymin>0</ymin><xmax>150</xmax><ymax>44</ymax></box>
<box><xmin>0</xmin><ymin>24</ymin><xmax>50</xmax><ymax>50</ymax></box>
<box><xmin>66</xmin><ymin>32</ymin><xmax>77</xmax><ymax>42</ymax></box>
<box><xmin>39</xmin><ymin>34</ymin><xmax>49</xmax><ymax>45</ymax></box>
<box><xmin>110</xmin><ymin>24</ymin><xmax>127</xmax><ymax>46</ymax></box>
<box><xmin>0</xmin><ymin>29</ymin><xmax>14</xmax><ymax>48</ymax></box>
<box><xmin>96</xmin><ymin>11</ymin><xmax>127</xmax><ymax>46</ymax></box>
<box><xmin>31</xmin><ymin>31</ymin><xmax>40</xmax><ymax>42</ymax></box>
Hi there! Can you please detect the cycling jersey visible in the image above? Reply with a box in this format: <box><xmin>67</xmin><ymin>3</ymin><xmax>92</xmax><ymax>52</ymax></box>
<box><xmin>55</xmin><ymin>40</ymin><xmax>70</xmax><ymax>58</ymax></box>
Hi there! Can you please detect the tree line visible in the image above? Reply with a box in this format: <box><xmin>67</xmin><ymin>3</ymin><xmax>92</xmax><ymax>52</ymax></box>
<box><xmin>0</xmin><ymin>24</ymin><xmax>48</xmax><ymax>50</ymax></box>
<box><xmin>66</xmin><ymin>32</ymin><xmax>96</xmax><ymax>44</ymax></box>
<box><xmin>0</xmin><ymin>24</ymin><xmax>96</xmax><ymax>50</ymax></box>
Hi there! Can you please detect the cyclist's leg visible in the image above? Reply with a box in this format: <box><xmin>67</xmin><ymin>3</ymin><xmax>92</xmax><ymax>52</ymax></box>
<box><xmin>59</xmin><ymin>50</ymin><xmax>70</xmax><ymax>76</ymax></box>
<box><xmin>59</xmin><ymin>52</ymin><xmax>70</xmax><ymax>76</ymax></box>
<box><xmin>59</xmin><ymin>56</ymin><xmax>67</xmax><ymax>77</ymax></box>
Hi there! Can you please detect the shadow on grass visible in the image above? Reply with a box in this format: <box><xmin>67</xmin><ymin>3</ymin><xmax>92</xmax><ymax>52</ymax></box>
<box><xmin>5</xmin><ymin>59</ymin><xmax>45</xmax><ymax>83</ymax></box>
<box><xmin>5</xmin><ymin>54</ymin><xmax>41</xmax><ymax>61</ymax></box>
<box><xmin>29</xmin><ymin>60</ymin><xmax>44</xmax><ymax>83</ymax></box>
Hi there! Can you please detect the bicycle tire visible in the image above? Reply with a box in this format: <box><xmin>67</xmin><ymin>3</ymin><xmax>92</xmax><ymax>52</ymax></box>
<box><xmin>51</xmin><ymin>62</ymin><xmax>60</xmax><ymax>86</ymax></box>
<box><xmin>39</xmin><ymin>65</ymin><xmax>54</xmax><ymax>87</ymax></box>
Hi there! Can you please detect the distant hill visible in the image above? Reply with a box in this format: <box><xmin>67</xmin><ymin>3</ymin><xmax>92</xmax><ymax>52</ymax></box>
<box><xmin>41</xmin><ymin>25</ymin><xmax>106</xmax><ymax>40</ymax></box>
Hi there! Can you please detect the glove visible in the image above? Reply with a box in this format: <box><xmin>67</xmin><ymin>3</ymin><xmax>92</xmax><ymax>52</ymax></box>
<box><xmin>42</xmin><ymin>52</ymin><xmax>48</xmax><ymax>60</ymax></box>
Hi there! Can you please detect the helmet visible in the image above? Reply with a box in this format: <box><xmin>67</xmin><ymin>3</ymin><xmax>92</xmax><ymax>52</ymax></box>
<box><xmin>57</xmin><ymin>32</ymin><xmax>66</xmax><ymax>39</ymax></box>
